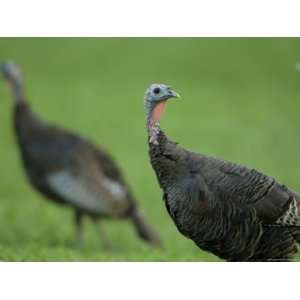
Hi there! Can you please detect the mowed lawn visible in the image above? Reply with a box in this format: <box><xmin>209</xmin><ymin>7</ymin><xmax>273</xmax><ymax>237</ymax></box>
<box><xmin>0</xmin><ymin>38</ymin><xmax>300</xmax><ymax>261</ymax></box>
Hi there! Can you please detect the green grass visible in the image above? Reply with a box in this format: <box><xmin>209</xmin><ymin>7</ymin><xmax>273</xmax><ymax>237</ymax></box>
<box><xmin>0</xmin><ymin>38</ymin><xmax>300</xmax><ymax>261</ymax></box>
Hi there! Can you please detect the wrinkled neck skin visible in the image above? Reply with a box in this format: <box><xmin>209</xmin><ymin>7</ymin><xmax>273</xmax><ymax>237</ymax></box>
<box><xmin>147</xmin><ymin>117</ymin><xmax>161</xmax><ymax>145</ymax></box>
<box><xmin>145</xmin><ymin>100</ymin><xmax>164</xmax><ymax>145</ymax></box>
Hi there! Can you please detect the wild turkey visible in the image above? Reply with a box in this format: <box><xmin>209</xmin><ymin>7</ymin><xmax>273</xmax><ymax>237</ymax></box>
<box><xmin>0</xmin><ymin>61</ymin><xmax>161</xmax><ymax>248</ymax></box>
<box><xmin>144</xmin><ymin>83</ymin><xmax>300</xmax><ymax>261</ymax></box>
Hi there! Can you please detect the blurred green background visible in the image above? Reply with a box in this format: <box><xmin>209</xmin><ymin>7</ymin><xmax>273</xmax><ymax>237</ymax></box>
<box><xmin>1</xmin><ymin>38</ymin><xmax>300</xmax><ymax>261</ymax></box>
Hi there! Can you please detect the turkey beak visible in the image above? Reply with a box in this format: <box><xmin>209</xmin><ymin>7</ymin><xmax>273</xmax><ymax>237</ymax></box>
<box><xmin>168</xmin><ymin>90</ymin><xmax>180</xmax><ymax>99</ymax></box>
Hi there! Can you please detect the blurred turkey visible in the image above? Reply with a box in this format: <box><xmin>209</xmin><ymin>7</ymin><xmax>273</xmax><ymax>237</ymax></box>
<box><xmin>144</xmin><ymin>83</ymin><xmax>300</xmax><ymax>261</ymax></box>
<box><xmin>0</xmin><ymin>61</ymin><xmax>161</xmax><ymax>248</ymax></box>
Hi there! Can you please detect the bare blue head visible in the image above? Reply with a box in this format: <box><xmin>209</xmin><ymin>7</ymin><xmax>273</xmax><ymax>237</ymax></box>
<box><xmin>144</xmin><ymin>83</ymin><xmax>179</xmax><ymax>110</ymax></box>
<box><xmin>144</xmin><ymin>83</ymin><xmax>180</xmax><ymax>144</ymax></box>
<box><xmin>0</xmin><ymin>61</ymin><xmax>24</xmax><ymax>102</ymax></box>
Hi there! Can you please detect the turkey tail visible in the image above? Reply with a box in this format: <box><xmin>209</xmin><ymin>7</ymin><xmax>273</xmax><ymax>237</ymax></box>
<box><xmin>130</xmin><ymin>208</ymin><xmax>162</xmax><ymax>248</ymax></box>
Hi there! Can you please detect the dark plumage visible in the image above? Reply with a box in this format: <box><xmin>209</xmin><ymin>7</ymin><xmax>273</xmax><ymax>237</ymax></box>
<box><xmin>0</xmin><ymin>62</ymin><xmax>161</xmax><ymax>248</ymax></box>
<box><xmin>144</xmin><ymin>83</ymin><xmax>300</xmax><ymax>261</ymax></box>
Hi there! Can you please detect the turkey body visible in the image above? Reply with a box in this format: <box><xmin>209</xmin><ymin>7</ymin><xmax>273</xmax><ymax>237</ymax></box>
<box><xmin>15</xmin><ymin>102</ymin><xmax>133</xmax><ymax>217</ymax></box>
<box><xmin>149</xmin><ymin>131</ymin><xmax>300</xmax><ymax>261</ymax></box>
<box><xmin>14</xmin><ymin>104</ymin><xmax>134</xmax><ymax>216</ymax></box>
<box><xmin>13</xmin><ymin>101</ymin><xmax>161</xmax><ymax>247</ymax></box>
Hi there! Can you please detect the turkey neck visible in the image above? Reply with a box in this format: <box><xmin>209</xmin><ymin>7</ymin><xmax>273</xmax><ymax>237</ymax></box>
<box><xmin>145</xmin><ymin>101</ymin><xmax>182</xmax><ymax>188</ymax></box>
<box><xmin>8</xmin><ymin>72</ymin><xmax>46</xmax><ymax>141</ymax></box>
<box><xmin>14</xmin><ymin>99</ymin><xmax>45</xmax><ymax>145</ymax></box>
<box><xmin>148</xmin><ymin>129</ymin><xmax>186</xmax><ymax>190</ymax></box>
<box><xmin>7</xmin><ymin>76</ymin><xmax>25</xmax><ymax>104</ymax></box>
<box><xmin>145</xmin><ymin>102</ymin><xmax>163</xmax><ymax>145</ymax></box>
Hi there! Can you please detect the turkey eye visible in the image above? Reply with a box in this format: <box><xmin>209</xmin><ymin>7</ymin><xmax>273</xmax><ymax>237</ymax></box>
<box><xmin>153</xmin><ymin>87</ymin><xmax>160</xmax><ymax>94</ymax></box>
